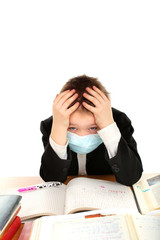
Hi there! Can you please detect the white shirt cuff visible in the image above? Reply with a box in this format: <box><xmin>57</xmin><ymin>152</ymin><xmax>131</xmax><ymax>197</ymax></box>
<box><xmin>97</xmin><ymin>122</ymin><xmax>121</xmax><ymax>158</ymax></box>
<box><xmin>49</xmin><ymin>136</ymin><xmax>68</xmax><ymax>159</ymax></box>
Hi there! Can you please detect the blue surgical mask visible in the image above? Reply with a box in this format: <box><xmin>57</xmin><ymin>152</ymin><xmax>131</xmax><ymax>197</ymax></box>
<box><xmin>67</xmin><ymin>131</ymin><xmax>103</xmax><ymax>154</ymax></box>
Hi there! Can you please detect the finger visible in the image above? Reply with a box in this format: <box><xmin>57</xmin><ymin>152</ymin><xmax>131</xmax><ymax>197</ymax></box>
<box><xmin>82</xmin><ymin>101</ymin><xmax>96</xmax><ymax>113</ymax></box>
<box><xmin>62</xmin><ymin>92</ymin><xmax>79</xmax><ymax>110</ymax></box>
<box><xmin>86</xmin><ymin>86</ymin><xmax>107</xmax><ymax>102</ymax></box>
<box><xmin>83</xmin><ymin>92</ymin><xmax>100</xmax><ymax>107</ymax></box>
<box><xmin>85</xmin><ymin>87</ymin><xmax>103</xmax><ymax>103</ymax></box>
<box><xmin>53</xmin><ymin>94</ymin><xmax>59</xmax><ymax>103</ymax></box>
<box><xmin>53</xmin><ymin>90</ymin><xmax>70</xmax><ymax>104</ymax></box>
<box><xmin>57</xmin><ymin>89</ymin><xmax>76</xmax><ymax>106</ymax></box>
<box><xmin>92</xmin><ymin>86</ymin><xmax>108</xmax><ymax>101</ymax></box>
<box><xmin>67</xmin><ymin>102</ymin><xmax>80</xmax><ymax>114</ymax></box>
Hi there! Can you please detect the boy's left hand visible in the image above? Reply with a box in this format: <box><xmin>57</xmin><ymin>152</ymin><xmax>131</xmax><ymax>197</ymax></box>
<box><xmin>82</xmin><ymin>86</ymin><xmax>114</xmax><ymax>129</ymax></box>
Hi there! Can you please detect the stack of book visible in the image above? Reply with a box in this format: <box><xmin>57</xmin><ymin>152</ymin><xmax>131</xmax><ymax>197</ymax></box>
<box><xmin>0</xmin><ymin>195</ymin><xmax>22</xmax><ymax>240</ymax></box>
<box><xmin>14</xmin><ymin>175</ymin><xmax>160</xmax><ymax>221</ymax></box>
<box><xmin>16</xmin><ymin>175</ymin><xmax>160</xmax><ymax>240</ymax></box>
<box><xmin>3</xmin><ymin>174</ymin><xmax>160</xmax><ymax>240</ymax></box>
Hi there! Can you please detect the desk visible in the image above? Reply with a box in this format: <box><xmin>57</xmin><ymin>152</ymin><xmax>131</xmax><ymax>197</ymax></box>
<box><xmin>0</xmin><ymin>173</ymin><xmax>158</xmax><ymax>239</ymax></box>
<box><xmin>0</xmin><ymin>175</ymin><xmax>117</xmax><ymax>240</ymax></box>
<box><xmin>0</xmin><ymin>175</ymin><xmax>117</xmax><ymax>194</ymax></box>
<box><xmin>0</xmin><ymin>173</ymin><xmax>158</xmax><ymax>193</ymax></box>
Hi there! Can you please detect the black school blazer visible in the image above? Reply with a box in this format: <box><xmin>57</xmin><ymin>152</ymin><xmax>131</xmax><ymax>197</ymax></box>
<box><xmin>40</xmin><ymin>108</ymin><xmax>143</xmax><ymax>186</ymax></box>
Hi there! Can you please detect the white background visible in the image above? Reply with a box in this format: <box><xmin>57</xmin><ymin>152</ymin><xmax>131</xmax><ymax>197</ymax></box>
<box><xmin>0</xmin><ymin>0</ymin><xmax>159</xmax><ymax>176</ymax></box>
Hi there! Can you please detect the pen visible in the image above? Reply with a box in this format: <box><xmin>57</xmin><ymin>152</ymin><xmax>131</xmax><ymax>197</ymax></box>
<box><xmin>85</xmin><ymin>213</ymin><xmax>116</xmax><ymax>219</ymax></box>
<box><xmin>18</xmin><ymin>182</ymin><xmax>62</xmax><ymax>192</ymax></box>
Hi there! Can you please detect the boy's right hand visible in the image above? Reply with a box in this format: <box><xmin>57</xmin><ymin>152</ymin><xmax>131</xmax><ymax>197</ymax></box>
<box><xmin>51</xmin><ymin>89</ymin><xmax>79</xmax><ymax>145</ymax></box>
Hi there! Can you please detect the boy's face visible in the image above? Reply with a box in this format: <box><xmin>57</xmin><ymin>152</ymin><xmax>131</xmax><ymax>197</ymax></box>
<box><xmin>68</xmin><ymin>108</ymin><xmax>98</xmax><ymax>136</ymax></box>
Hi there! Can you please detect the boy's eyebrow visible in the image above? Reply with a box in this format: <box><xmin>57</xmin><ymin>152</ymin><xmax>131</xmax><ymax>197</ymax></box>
<box><xmin>69</xmin><ymin>123</ymin><xmax>97</xmax><ymax>127</ymax></box>
<box><xmin>88</xmin><ymin>124</ymin><xmax>98</xmax><ymax>127</ymax></box>
<box><xmin>69</xmin><ymin>123</ymin><xmax>78</xmax><ymax>126</ymax></box>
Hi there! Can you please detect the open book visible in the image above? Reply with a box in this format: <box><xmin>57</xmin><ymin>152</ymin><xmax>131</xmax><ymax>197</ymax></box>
<box><xmin>47</xmin><ymin>214</ymin><xmax>160</xmax><ymax>240</ymax></box>
<box><xmin>7</xmin><ymin>175</ymin><xmax>160</xmax><ymax>221</ymax></box>
<box><xmin>30</xmin><ymin>211</ymin><xmax>160</xmax><ymax>240</ymax></box>
<box><xmin>132</xmin><ymin>174</ymin><xmax>160</xmax><ymax>214</ymax></box>
<box><xmin>8</xmin><ymin>177</ymin><xmax>139</xmax><ymax>221</ymax></box>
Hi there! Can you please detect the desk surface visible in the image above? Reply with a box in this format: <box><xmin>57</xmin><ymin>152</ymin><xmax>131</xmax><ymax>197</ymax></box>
<box><xmin>0</xmin><ymin>173</ymin><xmax>159</xmax><ymax>240</ymax></box>
<box><xmin>0</xmin><ymin>173</ymin><xmax>158</xmax><ymax>193</ymax></box>
<box><xmin>0</xmin><ymin>175</ymin><xmax>117</xmax><ymax>194</ymax></box>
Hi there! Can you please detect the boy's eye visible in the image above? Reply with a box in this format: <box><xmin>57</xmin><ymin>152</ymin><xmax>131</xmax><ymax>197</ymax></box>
<box><xmin>68</xmin><ymin>127</ymin><xmax>77</xmax><ymax>131</ymax></box>
<box><xmin>89</xmin><ymin>127</ymin><xmax>97</xmax><ymax>131</ymax></box>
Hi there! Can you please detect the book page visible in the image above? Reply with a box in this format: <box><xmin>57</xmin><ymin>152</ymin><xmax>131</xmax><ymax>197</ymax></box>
<box><xmin>147</xmin><ymin>174</ymin><xmax>160</xmax><ymax>187</ymax></box>
<box><xmin>30</xmin><ymin>209</ymin><xmax>141</xmax><ymax>240</ymax></box>
<box><xmin>150</xmin><ymin>183</ymin><xmax>160</xmax><ymax>206</ymax></box>
<box><xmin>147</xmin><ymin>209</ymin><xmax>160</xmax><ymax>216</ymax></box>
<box><xmin>133</xmin><ymin>174</ymin><xmax>160</xmax><ymax>214</ymax></box>
<box><xmin>34</xmin><ymin>212</ymin><xmax>93</xmax><ymax>240</ymax></box>
<box><xmin>64</xmin><ymin>177</ymin><xmax>138</xmax><ymax>214</ymax></box>
<box><xmin>52</xmin><ymin>215</ymin><xmax>131</xmax><ymax>240</ymax></box>
<box><xmin>147</xmin><ymin>175</ymin><xmax>160</xmax><ymax>207</ymax></box>
<box><xmin>7</xmin><ymin>183</ymin><xmax>66</xmax><ymax>221</ymax></box>
<box><xmin>132</xmin><ymin>215</ymin><xmax>160</xmax><ymax>240</ymax></box>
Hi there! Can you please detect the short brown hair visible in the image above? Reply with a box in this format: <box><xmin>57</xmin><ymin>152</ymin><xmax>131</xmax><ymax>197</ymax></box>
<box><xmin>60</xmin><ymin>75</ymin><xmax>109</xmax><ymax>108</ymax></box>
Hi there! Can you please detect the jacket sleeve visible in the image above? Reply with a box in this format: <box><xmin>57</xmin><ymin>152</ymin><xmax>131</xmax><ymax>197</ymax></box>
<box><xmin>39</xmin><ymin>120</ymin><xmax>72</xmax><ymax>182</ymax></box>
<box><xmin>106</xmin><ymin>113</ymin><xmax>143</xmax><ymax>186</ymax></box>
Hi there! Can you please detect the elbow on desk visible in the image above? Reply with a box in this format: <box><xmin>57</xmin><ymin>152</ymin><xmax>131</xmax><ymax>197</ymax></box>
<box><xmin>115</xmin><ymin>169</ymin><xmax>143</xmax><ymax>186</ymax></box>
<box><xmin>39</xmin><ymin>167</ymin><xmax>67</xmax><ymax>183</ymax></box>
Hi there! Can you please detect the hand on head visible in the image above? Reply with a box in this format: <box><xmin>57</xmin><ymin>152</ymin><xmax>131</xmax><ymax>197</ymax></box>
<box><xmin>51</xmin><ymin>76</ymin><xmax>113</xmax><ymax>145</ymax></box>
<box><xmin>51</xmin><ymin>89</ymin><xmax>79</xmax><ymax>145</ymax></box>
<box><xmin>52</xmin><ymin>89</ymin><xmax>79</xmax><ymax>129</ymax></box>
<box><xmin>82</xmin><ymin>86</ymin><xmax>114</xmax><ymax>129</ymax></box>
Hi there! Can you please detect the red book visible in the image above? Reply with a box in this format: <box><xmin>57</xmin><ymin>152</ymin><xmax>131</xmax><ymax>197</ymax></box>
<box><xmin>18</xmin><ymin>221</ymin><xmax>33</xmax><ymax>240</ymax></box>
<box><xmin>2</xmin><ymin>216</ymin><xmax>21</xmax><ymax>240</ymax></box>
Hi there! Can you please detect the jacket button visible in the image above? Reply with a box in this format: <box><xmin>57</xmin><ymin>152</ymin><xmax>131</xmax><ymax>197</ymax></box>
<box><xmin>112</xmin><ymin>164</ymin><xmax>120</xmax><ymax>173</ymax></box>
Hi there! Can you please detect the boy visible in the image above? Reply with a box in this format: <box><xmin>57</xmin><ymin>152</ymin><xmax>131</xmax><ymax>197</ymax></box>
<box><xmin>40</xmin><ymin>75</ymin><xmax>143</xmax><ymax>186</ymax></box>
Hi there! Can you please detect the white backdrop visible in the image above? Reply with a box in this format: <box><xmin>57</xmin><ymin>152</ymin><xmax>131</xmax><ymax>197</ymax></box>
<box><xmin>0</xmin><ymin>0</ymin><xmax>160</xmax><ymax>176</ymax></box>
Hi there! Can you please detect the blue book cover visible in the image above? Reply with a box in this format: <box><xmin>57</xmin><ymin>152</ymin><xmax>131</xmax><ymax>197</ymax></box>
<box><xmin>0</xmin><ymin>195</ymin><xmax>22</xmax><ymax>232</ymax></box>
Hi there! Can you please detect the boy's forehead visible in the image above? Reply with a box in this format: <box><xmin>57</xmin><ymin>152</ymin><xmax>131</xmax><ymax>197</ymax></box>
<box><xmin>69</xmin><ymin>109</ymin><xmax>96</xmax><ymax>126</ymax></box>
